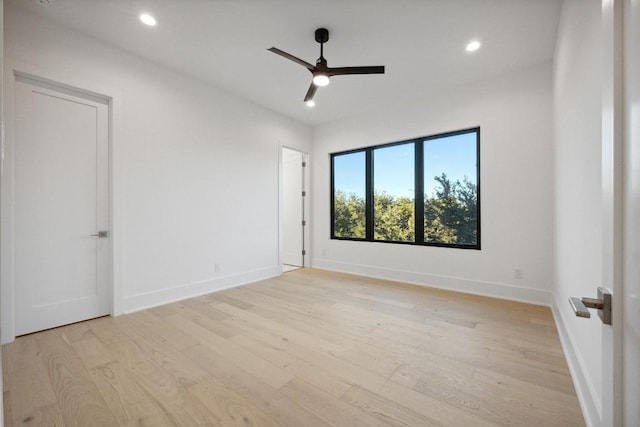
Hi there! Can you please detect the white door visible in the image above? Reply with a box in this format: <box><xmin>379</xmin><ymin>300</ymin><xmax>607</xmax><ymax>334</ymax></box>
<box><xmin>282</xmin><ymin>148</ymin><xmax>305</xmax><ymax>268</ymax></box>
<box><xmin>14</xmin><ymin>76</ymin><xmax>110</xmax><ymax>336</ymax></box>
<box><xmin>622</xmin><ymin>0</ymin><xmax>640</xmax><ymax>423</ymax></box>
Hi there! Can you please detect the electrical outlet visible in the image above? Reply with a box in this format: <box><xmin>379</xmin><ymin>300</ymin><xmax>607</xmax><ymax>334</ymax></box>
<box><xmin>214</xmin><ymin>263</ymin><xmax>220</xmax><ymax>273</ymax></box>
<box><xmin>514</xmin><ymin>269</ymin><xmax>523</xmax><ymax>279</ymax></box>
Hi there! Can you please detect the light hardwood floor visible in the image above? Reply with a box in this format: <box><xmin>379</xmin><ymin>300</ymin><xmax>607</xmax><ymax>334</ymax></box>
<box><xmin>2</xmin><ymin>269</ymin><xmax>585</xmax><ymax>426</ymax></box>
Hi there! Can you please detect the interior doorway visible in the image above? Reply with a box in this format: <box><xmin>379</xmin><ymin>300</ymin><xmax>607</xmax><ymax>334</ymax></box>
<box><xmin>281</xmin><ymin>147</ymin><xmax>308</xmax><ymax>271</ymax></box>
<box><xmin>10</xmin><ymin>74</ymin><xmax>111</xmax><ymax>336</ymax></box>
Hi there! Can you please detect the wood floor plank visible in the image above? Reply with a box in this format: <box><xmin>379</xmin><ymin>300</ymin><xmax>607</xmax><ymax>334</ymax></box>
<box><xmin>180</xmin><ymin>297</ymin><xmax>233</xmax><ymax>322</ymax></box>
<box><xmin>89</xmin><ymin>360</ymin><xmax>181</xmax><ymax>426</ymax></box>
<box><xmin>36</xmin><ymin>333</ymin><xmax>118</xmax><ymax>427</ymax></box>
<box><xmin>3</xmin><ymin>334</ymin><xmax>41</xmax><ymax>376</ymax></box>
<box><xmin>346</xmin><ymin>291</ymin><xmax>416</xmax><ymax>309</ymax></box>
<box><xmin>472</xmin><ymin>368</ymin><xmax>583</xmax><ymax>418</ymax></box>
<box><xmin>411</xmin><ymin>363</ymin><xmax>533</xmax><ymax>425</ymax></box>
<box><xmin>375</xmin><ymin>380</ymin><xmax>497</xmax><ymax>427</ymax></box>
<box><xmin>69</xmin><ymin>331</ymin><xmax>117</xmax><ymax>370</ymax></box>
<box><xmin>4</xmin><ymin>334</ymin><xmax>65</xmax><ymax>426</ymax></box>
<box><xmin>280</xmin><ymin>378</ymin><xmax>380</xmax><ymax>427</ymax></box>
<box><xmin>253</xmin><ymin>302</ymin><xmax>413</xmax><ymax>371</ymax></box>
<box><xmin>168</xmin><ymin>313</ymin><xmax>294</xmax><ymax>389</ymax></box>
<box><xmin>219</xmin><ymin>305</ymin><xmax>389</xmax><ymax>393</ymax></box>
<box><xmin>229</xmin><ymin>333</ymin><xmax>352</xmax><ymax>399</ymax></box>
<box><xmin>367</xmin><ymin>314</ymin><xmax>576</xmax><ymax>395</ymax></box>
<box><xmin>237</xmin><ymin>286</ymin><xmax>378</xmax><ymax>339</ymax></box>
<box><xmin>216</xmin><ymin>301</ymin><xmax>345</xmax><ymax>356</ymax></box>
<box><xmin>189</xmin><ymin>377</ymin><xmax>278</xmax><ymax>427</ymax></box>
<box><xmin>8</xmin><ymin>366</ymin><xmax>64</xmax><ymax>427</ymax></box>
<box><xmin>3</xmin><ymin>268</ymin><xmax>584</xmax><ymax>426</ymax></box>
<box><xmin>109</xmin><ymin>313</ymin><xmax>211</xmax><ymax>388</ymax></box>
<box><xmin>3</xmin><ymin>391</ymin><xmax>14</xmax><ymax>427</ymax></box>
<box><xmin>181</xmin><ymin>343</ymin><xmax>328</xmax><ymax>427</ymax></box>
<box><xmin>13</xmin><ymin>403</ymin><xmax>65</xmax><ymax>427</ymax></box>
<box><xmin>240</xmin><ymin>296</ymin><xmax>402</xmax><ymax>378</ymax></box>
<box><xmin>373</xmin><ymin>311</ymin><xmax>565</xmax><ymax>366</ymax></box>
<box><xmin>91</xmin><ymin>320</ymin><xmax>220</xmax><ymax>426</ymax></box>
<box><xmin>341</xmin><ymin>384</ymin><xmax>440</xmax><ymax>427</ymax></box>
<box><xmin>208</xmin><ymin>294</ymin><xmax>254</xmax><ymax>310</ymax></box>
<box><xmin>158</xmin><ymin>302</ymin><xmax>241</xmax><ymax>339</ymax></box>
<box><xmin>118</xmin><ymin>310</ymin><xmax>200</xmax><ymax>352</ymax></box>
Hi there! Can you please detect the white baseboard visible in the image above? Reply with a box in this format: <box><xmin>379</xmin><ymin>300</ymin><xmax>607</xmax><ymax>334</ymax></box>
<box><xmin>311</xmin><ymin>258</ymin><xmax>551</xmax><ymax>306</ymax></box>
<box><xmin>551</xmin><ymin>296</ymin><xmax>601</xmax><ymax>427</ymax></box>
<box><xmin>122</xmin><ymin>265</ymin><xmax>281</xmax><ymax>314</ymax></box>
<box><xmin>0</xmin><ymin>347</ymin><xmax>4</xmax><ymax>425</ymax></box>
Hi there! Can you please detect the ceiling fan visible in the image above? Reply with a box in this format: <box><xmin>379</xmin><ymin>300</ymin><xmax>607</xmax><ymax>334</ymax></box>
<box><xmin>268</xmin><ymin>28</ymin><xmax>385</xmax><ymax>104</ymax></box>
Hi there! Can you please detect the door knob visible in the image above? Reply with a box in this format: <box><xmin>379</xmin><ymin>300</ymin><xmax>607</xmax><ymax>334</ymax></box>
<box><xmin>569</xmin><ymin>287</ymin><xmax>612</xmax><ymax>325</ymax></box>
<box><xmin>91</xmin><ymin>231</ymin><xmax>109</xmax><ymax>238</ymax></box>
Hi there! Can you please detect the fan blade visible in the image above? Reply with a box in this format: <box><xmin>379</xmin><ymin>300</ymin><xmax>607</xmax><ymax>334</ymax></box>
<box><xmin>303</xmin><ymin>82</ymin><xmax>318</xmax><ymax>102</ymax></box>
<box><xmin>268</xmin><ymin>47</ymin><xmax>315</xmax><ymax>70</ymax></box>
<box><xmin>327</xmin><ymin>66</ymin><xmax>385</xmax><ymax>76</ymax></box>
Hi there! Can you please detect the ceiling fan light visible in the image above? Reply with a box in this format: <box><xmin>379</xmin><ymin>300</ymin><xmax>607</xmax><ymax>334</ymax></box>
<box><xmin>139</xmin><ymin>13</ymin><xmax>157</xmax><ymax>26</ymax></box>
<box><xmin>466</xmin><ymin>40</ymin><xmax>481</xmax><ymax>52</ymax></box>
<box><xmin>313</xmin><ymin>74</ymin><xmax>330</xmax><ymax>87</ymax></box>
<box><xmin>305</xmin><ymin>100</ymin><xmax>316</xmax><ymax>107</ymax></box>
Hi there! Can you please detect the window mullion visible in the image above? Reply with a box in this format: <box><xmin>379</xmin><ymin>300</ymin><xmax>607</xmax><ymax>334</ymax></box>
<box><xmin>365</xmin><ymin>149</ymin><xmax>374</xmax><ymax>240</ymax></box>
<box><xmin>415</xmin><ymin>141</ymin><xmax>424</xmax><ymax>244</ymax></box>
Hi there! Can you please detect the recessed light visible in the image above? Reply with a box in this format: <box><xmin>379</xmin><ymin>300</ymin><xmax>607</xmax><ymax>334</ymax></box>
<box><xmin>139</xmin><ymin>13</ymin><xmax>157</xmax><ymax>26</ymax></box>
<box><xmin>305</xmin><ymin>100</ymin><xmax>316</xmax><ymax>107</ymax></box>
<box><xmin>466</xmin><ymin>40</ymin><xmax>481</xmax><ymax>52</ymax></box>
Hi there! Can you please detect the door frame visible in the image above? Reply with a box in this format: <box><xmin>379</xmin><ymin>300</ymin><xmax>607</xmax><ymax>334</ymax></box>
<box><xmin>620</xmin><ymin>0</ymin><xmax>639</xmax><ymax>423</ymax></box>
<box><xmin>601</xmin><ymin>0</ymin><xmax>623</xmax><ymax>425</ymax></box>
<box><xmin>1</xmin><ymin>65</ymin><xmax>117</xmax><ymax>344</ymax></box>
<box><xmin>278</xmin><ymin>145</ymin><xmax>310</xmax><ymax>270</ymax></box>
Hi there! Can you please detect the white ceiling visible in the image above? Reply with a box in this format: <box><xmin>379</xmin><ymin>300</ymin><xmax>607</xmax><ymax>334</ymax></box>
<box><xmin>10</xmin><ymin>0</ymin><xmax>562</xmax><ymax>126</ymax></box>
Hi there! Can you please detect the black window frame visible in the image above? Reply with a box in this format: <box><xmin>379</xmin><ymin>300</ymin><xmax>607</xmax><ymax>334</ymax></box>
<box><xmin>330</xmin><ymin>127</ymin><xmax>481</xmax><ymax>250</ymax></box>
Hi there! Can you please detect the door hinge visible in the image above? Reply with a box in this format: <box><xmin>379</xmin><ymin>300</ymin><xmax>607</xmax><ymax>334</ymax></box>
<box><xmin>302</xmin><ymin>220</ymin><xmax>306</xmax><ymax>226</ymax></box>
<box><xmin>302</xmin><ymin>191</ymin><xmax>306</xmax><ymax>197</ymax></box>
<box><xmin>302</xmin><ymin>161</ymin><xmax>306</xmax><ymax>167</ymax></box>
<box><xmin>302</xmin><ymin>250</ymin><xmax>306</xmax><ymax>256</ymax></box>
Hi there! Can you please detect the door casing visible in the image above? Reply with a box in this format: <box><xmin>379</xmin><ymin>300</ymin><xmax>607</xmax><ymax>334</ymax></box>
<box><xmin>279</xmin><ymin>146</ymin><xmax>309</xmax><ymax>269</ymax></box>
<box><xmin>1</xmin><ymin>69</ymin><xmax>114</xmax><ymax>343</ymax></box>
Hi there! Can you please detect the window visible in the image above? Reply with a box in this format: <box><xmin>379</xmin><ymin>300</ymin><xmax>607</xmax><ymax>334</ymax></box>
<box><xmin>423</xmin><ymin>131</ymin><xmax>478</xmax><ymax>246</ymax></box>
<box><xmin>373</xmin><ymin>143</ymin><xmax>415</xmax><ymax>242</ymax></box>
<box><xmin>332</xmin><ymin>150</ymin><xmax>366</xmax><ymax>239</ymax></box>
<box><xmin>331</xmin><ymin>127</ymin><xmax>480</xmax><ymax>249</ymax></box>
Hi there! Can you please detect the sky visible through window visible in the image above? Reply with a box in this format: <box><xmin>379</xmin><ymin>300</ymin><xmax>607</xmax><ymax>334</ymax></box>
<box><xmin>375</xmin><ymin>143</ymin><xmax>414</xmax><ymax>199</ymax></box>
<box><xmin>333</xmin><ymin>151</ymin><xmax>365</xmax><ymax>198</ymax></box>
<box><xmin>334</xmin><ymin>132</ymin><xmax>477</xmax><ymax>198</ymax></box>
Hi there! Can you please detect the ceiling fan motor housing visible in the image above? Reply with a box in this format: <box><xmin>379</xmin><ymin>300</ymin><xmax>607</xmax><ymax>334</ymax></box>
<box><xmin>315</xmin><ymin>28</ymin><xmax>329</xmax><ymax>44</ymax></box>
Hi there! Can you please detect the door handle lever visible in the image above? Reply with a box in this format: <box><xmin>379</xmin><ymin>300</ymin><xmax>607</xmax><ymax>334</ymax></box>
<box><xmin>569</xmin><ymin>297</ymin><xmax>592</xmax><ymax>318</ymax></box>
<box><xmin>91</xmin><ymin>231</ymin><xmax>109</xmax><ymax>238</ymax></box>
<box><xmin>568</xmin><ymin>287</ymin><xmax>612</xmax><ymax>325</ymax></box>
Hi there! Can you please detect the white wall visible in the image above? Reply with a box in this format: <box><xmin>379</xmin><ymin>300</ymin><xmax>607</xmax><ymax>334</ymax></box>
<box><xmin>551</xmin><ymin>0</ymin><xmax>604</xmax><ymax>425</ymax></box>
<box><xmin>311</xmin><ymin>63</ymin><xmax>554</xmax><ymax>305</ymax></box>
<box><xmin>1</xmin><ymin>4</ymin><xmax>311</xmax><ymax>343</ymax></box>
